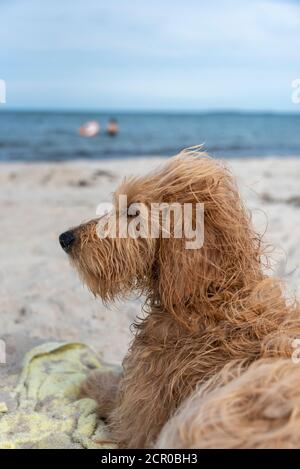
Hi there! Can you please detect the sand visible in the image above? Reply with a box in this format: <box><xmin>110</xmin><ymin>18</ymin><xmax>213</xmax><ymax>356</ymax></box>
<box><xmin>1</xmin><ymin>156</ymin><xmax>300</xmax><ymax>365</ymax></box>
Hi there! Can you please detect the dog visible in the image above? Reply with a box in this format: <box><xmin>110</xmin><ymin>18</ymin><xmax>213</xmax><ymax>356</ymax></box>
<box><xmin>59</xmin><ymin>149</ymin><xmax>300</xmax><ymax>448</ymax></box>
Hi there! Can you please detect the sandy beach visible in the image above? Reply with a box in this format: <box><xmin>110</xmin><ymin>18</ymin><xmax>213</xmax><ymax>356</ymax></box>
<box><xmin>1</xmin><ymin>156</ymin><xmax>300</xmax><ymax>365</ymax></box>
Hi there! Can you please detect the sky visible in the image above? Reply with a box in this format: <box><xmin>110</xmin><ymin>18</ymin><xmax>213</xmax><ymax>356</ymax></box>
<box><xmin>0</xmin><ymin>0</ymin><xmax>300</xmax><ymax>111</ymax></box>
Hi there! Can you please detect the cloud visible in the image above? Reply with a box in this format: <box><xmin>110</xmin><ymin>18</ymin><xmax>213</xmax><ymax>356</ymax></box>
<box><xmin>0</xmin><ymin>0</ymin><xmax>299</xmax><ymax>109</ymax></box>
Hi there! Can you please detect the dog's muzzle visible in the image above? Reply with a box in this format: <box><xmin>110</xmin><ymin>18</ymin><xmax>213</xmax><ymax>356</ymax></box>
<box><xmin>59</xmin><ymin>230</ymin><xmax>75</xmax><ymax>253</ymax></box>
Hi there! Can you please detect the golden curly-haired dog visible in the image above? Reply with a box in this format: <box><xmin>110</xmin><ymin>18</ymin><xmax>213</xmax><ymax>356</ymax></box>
<box><xmin>59</xmin><ymin>149</ymin><xmax>300</xmax><ymax>448</ymax></box>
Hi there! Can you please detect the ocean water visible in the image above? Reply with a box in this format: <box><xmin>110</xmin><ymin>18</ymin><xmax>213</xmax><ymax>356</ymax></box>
<box><xmin>0</xmin><ymin>111</ymin><xmax>300</xmax><ymax>161</ymax></box>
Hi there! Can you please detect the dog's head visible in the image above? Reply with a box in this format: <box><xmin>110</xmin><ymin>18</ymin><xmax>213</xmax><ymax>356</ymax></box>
<box><xmin>60</xmin><ymin>150</ymin><xmax>262</xmax><ymax>329</ymax></box>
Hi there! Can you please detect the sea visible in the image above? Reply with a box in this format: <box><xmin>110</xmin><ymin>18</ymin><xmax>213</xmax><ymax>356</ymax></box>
<box><xmin>0</xmin><ymin>110</ymin><xmax>300</xmax><ymax>161</ymax></box>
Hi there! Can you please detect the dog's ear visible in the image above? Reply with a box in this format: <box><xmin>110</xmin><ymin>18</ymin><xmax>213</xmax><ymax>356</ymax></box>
<box><xmin>157</xmin><ymin>232</ymin><xmax>223</xmax><ymax>330</ymax></box>
<box><xmin>155</xmin><ymin>153</ymin><xmax>262</xmax><ymax>330</ymax></box>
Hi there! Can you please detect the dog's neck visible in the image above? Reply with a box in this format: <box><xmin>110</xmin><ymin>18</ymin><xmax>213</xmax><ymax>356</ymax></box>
<box><xmin>137</xmin><ymin>276</ymin><xmax>290</xmax><ymax>372</ymax></box>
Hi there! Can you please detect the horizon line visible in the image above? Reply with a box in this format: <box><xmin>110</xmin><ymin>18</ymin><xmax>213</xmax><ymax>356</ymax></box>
<box><xmin>1</xmin><ymin>107</ymin><xmax>300</xmax><ymax>115</ymax></box>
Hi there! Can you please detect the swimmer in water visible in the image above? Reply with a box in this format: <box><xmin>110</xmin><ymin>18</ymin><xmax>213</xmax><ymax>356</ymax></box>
<box><xmin>79</xmin><ymin>120</ymin><xmax>100</xmax><ymax>137</ymax></box>
<box><xmin>106</xmin><ymin>118</ymin><xmax>119</xmax><ymax>136</ymax></box>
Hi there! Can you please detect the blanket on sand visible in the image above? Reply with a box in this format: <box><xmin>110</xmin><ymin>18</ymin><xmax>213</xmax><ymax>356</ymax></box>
<box><xmin>0</xmin><ymin>341</ymin><xmax>116</xmax><ymax>449</ymax></box>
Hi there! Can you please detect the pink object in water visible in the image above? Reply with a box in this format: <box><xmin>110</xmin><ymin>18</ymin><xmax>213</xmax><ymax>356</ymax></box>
<box><xmin>79</xmin><ymin>120</ymin><xmax>100</xmax><ymax>137</ymax></box>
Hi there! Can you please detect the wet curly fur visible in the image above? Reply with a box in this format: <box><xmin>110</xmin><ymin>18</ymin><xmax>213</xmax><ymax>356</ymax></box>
<box><xmin>63</xmin><ymin>149</ymin><xmax>300</xmax><ymax>448</ymax></box>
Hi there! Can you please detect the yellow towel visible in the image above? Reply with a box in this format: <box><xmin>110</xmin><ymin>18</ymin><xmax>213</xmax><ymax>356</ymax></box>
<box><xmin>0</xmin><ymin>342</ymin><xmax>116</xmax><ymax>449</ymax></box>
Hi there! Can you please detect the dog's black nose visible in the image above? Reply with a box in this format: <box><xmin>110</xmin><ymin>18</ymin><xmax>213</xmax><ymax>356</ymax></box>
<box><xmin>59</xmin><ymin>230</ymin><xmax>75</xmax><ymax>252</ymax></box>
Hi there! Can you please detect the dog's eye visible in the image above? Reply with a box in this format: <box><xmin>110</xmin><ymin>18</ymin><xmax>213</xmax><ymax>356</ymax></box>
<box><xmin>127</xmin><ymin>208</ymin><xmax>140</xmax><ymax>218</ymax></box>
